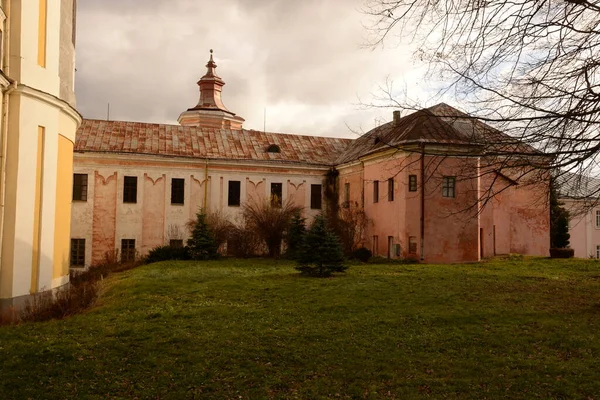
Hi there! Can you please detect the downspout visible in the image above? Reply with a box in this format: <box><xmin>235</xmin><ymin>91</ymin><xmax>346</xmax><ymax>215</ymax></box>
<box><xmin>203</xmin><ymin>158</ymin><xmax>209</xmax><ymax>212</ymax></box>
<box><xmin>420</xmin><ymin>142</ymin><xmax>425</xmax><ymax>261</ymax></box>
<box><xmin>0</xmin><ymin>0</ymin><xmax>14</xmax><ymax>277</ymax></box>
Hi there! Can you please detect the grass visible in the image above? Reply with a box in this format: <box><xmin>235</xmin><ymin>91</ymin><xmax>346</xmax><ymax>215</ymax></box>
<box><xmin>1</xmin><ymin>257</ymin><xmax>600</xmax><ymax>399</ymax></box>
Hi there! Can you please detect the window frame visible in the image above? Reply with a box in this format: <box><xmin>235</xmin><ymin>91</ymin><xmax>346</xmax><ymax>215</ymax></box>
<box><xmin>170</xmin><ymin>239</ymin><xmax>184</xmax><ymax>248</ymax></box>
<box><xmin>595</xmin><ymin>210</ymin><xmax>600</xmax><ymax>229</ymax></box>
<box><xmin>121</xmin><ymin>239</ymin><xmax>136</xmax><ymax>263</ymax></box>
<box><xmin>228</xmin><ymin>180</ymin><xmax>241</xmax><ymax>207</ymax></box>
<box><xmin>388</xmin><ymin>178</ymin><xmax>394</xmax><ymax>201</ymax></box>
<box><xmin>310</xmin><ymin>184</ymin><xmax>322</xmax><ymax>210</ymax></box>
<box><xmin>123</xmin><ymin>176</ymin><xmax>138</xmax><ymax>203</ymax></box>
<box><xmin>442</xmin><ymin>176</ymin><xmax>456</xmax><ymax>198</ymax></box>
<box><xmin>72</xmin><ymin>173</ymin><xmax>88</xmax><ymax>201</ymax></box>
<box><xmin>409</xmin><ymin>175</ymin><xmax>418</xmax><ymax>192</ymax></box>
<box><xmin>70</xmin><ymin>238</ymin><xmax>85</xmax><ymax>267</ymax></box>
<box><xmin>171</xmin><ymin>178</ymin><xmax>185</xmax><ymax>205</ymax></box>
<box><xmin>270</xmin><ymin>182</ymin><xmax>283</xmax><ymax>208</ymax></box>
<box><xmin>373</xmin><ymin>180</ymin><xmax>379</xmax><ymax>203</ymax></box>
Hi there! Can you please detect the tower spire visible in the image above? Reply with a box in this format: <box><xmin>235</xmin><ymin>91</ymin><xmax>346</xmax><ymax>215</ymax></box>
<box><xmin>178</xmin><ymin>50</ymin><xmax>245</xmax><ymax>130</ymax></box>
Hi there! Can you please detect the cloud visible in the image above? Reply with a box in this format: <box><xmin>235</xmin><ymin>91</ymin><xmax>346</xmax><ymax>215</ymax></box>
<box><xmin>75</xmin><ymin>0</ymin><xmax>431</xmax><ymax>137</ymax></box>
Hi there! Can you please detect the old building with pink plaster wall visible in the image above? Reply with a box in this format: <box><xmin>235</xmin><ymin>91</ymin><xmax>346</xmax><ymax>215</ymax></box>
<box><xmin>70</xmin><ymin>52</ymin><xmax>550</xmax><ymax>267</ymax></box>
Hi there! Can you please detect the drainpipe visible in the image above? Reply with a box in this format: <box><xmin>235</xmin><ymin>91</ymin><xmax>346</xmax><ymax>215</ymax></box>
<box><xmin>0</xmin><ymin>0</ymin><xmax>14</xmax><ymax>279</ymax></box>
<box><xmin>203</xmin><ymin>158</ymin><xmax>209</xmax><ymax>212</ymax></box>
<box><xmin>420</xmin><ymin>142</ymin><xmax>425</xmax><ymax>261</ymax></box>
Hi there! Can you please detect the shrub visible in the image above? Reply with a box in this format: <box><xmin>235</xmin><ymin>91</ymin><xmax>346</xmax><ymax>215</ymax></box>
<box><xmin>145</xmin><ymin>245</ymin><xmax>190</xmax><ymax>264</ymax></box>
<box><xmin>296</xmin><ymin>214</ymin><xmax>347</xmax><ymax>277</ymax></box>
<box><xmin>227</xmin><ymin>221</ymin><xmax>262</xmax><ymax>257</ymax></box>
<box><xmin>242</xmin><ymin>199</ymin><xmax>302</xmax><ymax>258</ymax></box>
<box><xmin>187</xmin><ymin>211</ymin><xmax>219</xmax><ymax>260</ymax></box>
<box><xmin>549</xmin><ymin>248</ymin><xmax>574</xmax><ymax>258</ymax></box>
<box><xmin>206</xmin><ymin>211</ymin><xmax>234</xmax><ymax>250</ymax></box>
<box><xmin>285</xmin><ymin>213</ymin><xmax>306</xmax><ymax>259</ymax></box>
<box><xmin>352</xmin><ymin>247</ymin><xmax>372</xmax><ymax>262</ymax></box>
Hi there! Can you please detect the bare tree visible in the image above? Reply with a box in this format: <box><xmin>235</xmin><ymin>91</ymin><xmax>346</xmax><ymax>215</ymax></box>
<box><xmin>361</xmin><ymin>0</ymin><xmax>600</xmax><ymax>196</ymax></box>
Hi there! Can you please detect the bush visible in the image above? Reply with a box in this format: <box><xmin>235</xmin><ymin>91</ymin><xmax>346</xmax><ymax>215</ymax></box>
<box><xmin>227</xmin><ymin>222</ymin><xmax>262</xmax><ymax>257</ymax></box>
<box><xmin>187</xmin><ymin>211</ymin><xmax>219</xmax><ymax>260</ymax></box>
<box><xmin>145</xmin><ymin>245</ymin><xmax>190</xmax><ymax>264</ymax></box>
<box><xmin>368</xmin><ymin>256</ymin><xmax>419</xmax><ymax>265</ymax></box>
<box><xmin>352</xmin><ymin>247</ymin><xmax>372</xmax><ymax>262</ymax></box>
<box><xmin>242</xmin><ymin>199</ymin><xmax>302</xmax><ymax>258</ymax></box>
<box><xmin>549</xmin><ymin>248</ymin><xmax>574</xmax><ymax>258</ymax></box>
<box><xmin>296</xmin><ymin>214</ymin><xmax>347</xmax><ymax>277</ymax></box>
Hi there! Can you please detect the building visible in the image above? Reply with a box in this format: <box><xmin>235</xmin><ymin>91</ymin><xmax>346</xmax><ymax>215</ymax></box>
<box><xmin>71</xmin><ymin>51</ymin><xmax>549</xmax><ymax>266</ymax></box>
<box><xmin>557</xmin><ymin>172</ymin><xmax>600</xmax><ymax>258</ymax></box>
<box><xmin>0</xmin><ymin>0</ymin><xmax>81</xmax><ymax>310</ymax></box>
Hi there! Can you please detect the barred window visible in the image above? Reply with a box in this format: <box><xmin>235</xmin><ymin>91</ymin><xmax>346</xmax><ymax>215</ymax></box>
<box><xmin>442</xmin><ymin>176</ymin><xmax>456</xmax><ymax>198</ymax></box>
<box><xmin>70</xmin><ymin>238</ymin><xmax>85</xmax><ymax>267</ymax></box>
<box><xmin>121</xmin><ymin>239</ymin><xmax>136</xmax><ymax>263</ymax></box>
<box><xmin>409</xmin><ymin>175</ymin><xmax>417</xmax><ymax>192</ymax></box>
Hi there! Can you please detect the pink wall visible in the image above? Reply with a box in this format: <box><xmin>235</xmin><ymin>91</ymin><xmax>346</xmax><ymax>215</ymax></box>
<box><xmin>141</xmin><ymin>174</ymin><xmax>165</xmax><ymax>254</ymax></box>
<box><xmin>92</xmin><ymin>172</ymin><xmax>117</xmax><ymax>265</ymax></box>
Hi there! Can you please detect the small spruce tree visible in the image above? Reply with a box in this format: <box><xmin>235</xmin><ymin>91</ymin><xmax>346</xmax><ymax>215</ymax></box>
<box><xmin>296</xmin><ymin>214</ymin><xmax>347</xmax><ymax>277</ymax></box>
<box><xmin>285</xmin><ymin>212</ymin><xmax>306</xmax><ymax>260</ymax></box>
<box><xmin>187</xmin><ymin>211</ymin><xmax>219</xmax><ymax>260</ymax></box>
<box><xmin>550</xmin><ymin>179</ymin><xmax>571</xmax><ymax>249</ymax></box>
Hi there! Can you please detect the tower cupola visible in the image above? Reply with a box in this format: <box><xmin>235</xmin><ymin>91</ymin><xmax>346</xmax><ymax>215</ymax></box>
<box><xmin>178</xmin><ymin>50</ymin><xmax>245</xmax><ymax>130</ymax></box>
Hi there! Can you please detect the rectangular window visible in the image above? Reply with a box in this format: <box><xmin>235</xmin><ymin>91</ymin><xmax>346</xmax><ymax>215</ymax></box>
<box><xmin>372</xmin><ymin>235</ymin><xmax>379</xmax><ymax>256</ymax></box>
<box><xmin>596</xmin><ymin>245</ymin><xmax>600</xmax><ymax>259</ymax></box>
<box><xmin>409</xmin><ymin>175</ymin><xmax>417</xmax><ymax>192</ymax></box>
<box><xmin>171</xmin><ymin>178</ymin><xmax>185</xmax><ymax>205</ymax></box>
<box><xmin>38</xmin><ymin>0</ymin><xmax>47</xmax><ymax>67</ymax></box>
<box><xmin>72</xmin><ymin>173</ymin><xmax>88</xmax><ymax>201</ymax></box>
<box><xmin>310</xmin><ymin>184</ymin><xmax>322</xmax><ymax>209</ymax></box>
<box><xmin>409</xmin><ymin>236</ymin><xmax>417</xmax><ymax>254</ymax></box>
<box><xmin>228</xmin><ymin>180</ymin><xmax>241</xmax><ymax>207</ymax></box>
<box><xmin>123</xmin><ymin>176</ymin><xmax>137</xmax><ymax>203</ymax></box>
<box><xmin>271</xmin><ymin>182</ymin><xmax>282</xmax><ymax>207</ymax></box>
<box><xmin>70</xmin><ymin>238</ymin><xmax>85</xmax><ymax>267</ymax></box>
<box><xmin>596</xmin><ymin>211</ymin><xmax>600</xmax><ymax>228</ymax></box>
<box><xmin>388</xmin><ymin>178</ymin><xmax>394</xmax><ymax>201</ymax></box>
<box><xmin>170</xmin><ymin>239</ymin><xmax>183</xmax><ymax>248</ymax></box>
<box><xmin>121</xmin><ymin>239</ymin><xmax>136</xmax><ymax>263</ymax></box>
<box><xmin>343</xmin><ymin>182</ymin><xmax>350</xmax><ymax>207</ymax></box>
<box><xmin>442</xmin><ymin>176</ymin><xmax>456</xmax><ymax>198</ymax></box>
<box><xmin>373</xmin><ymin>180</ymin><xmax>379</xmax><ymax>203</ymax></box>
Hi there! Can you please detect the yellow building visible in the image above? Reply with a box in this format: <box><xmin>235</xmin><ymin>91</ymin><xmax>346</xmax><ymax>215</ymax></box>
<box><xmin>0</xmin><ymin>0</ymin><xmax>81</xmax><ymax>310</ymax></box>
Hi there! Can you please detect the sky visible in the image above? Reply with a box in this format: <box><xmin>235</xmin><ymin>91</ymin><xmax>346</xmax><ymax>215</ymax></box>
<box><xmin>75</xmin><ymin>0</ymin><xmax>434</xmax><ymax>139</ymax></box>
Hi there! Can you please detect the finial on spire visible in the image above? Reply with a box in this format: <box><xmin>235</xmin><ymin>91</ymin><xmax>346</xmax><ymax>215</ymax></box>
<box><xmin>204</xmin><ymin>49</ymin><xmax>217</xmax><ymax>77</ymax></box>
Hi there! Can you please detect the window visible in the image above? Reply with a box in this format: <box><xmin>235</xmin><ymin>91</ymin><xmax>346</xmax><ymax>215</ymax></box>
<box><xmin>72</xmin><ymin>173</ymin><xmax>88</xmax><ymax>201</ymax></box>
<box><xmin>409</xmin><ymin>175</ymin><xmax>417</xmax><ymax>192</ymax></box>
<box><xmin>311</xmin><ymin>184</ymin><xmax>322</xmax><ymax>209</ymax></box>
<box><xmin>123</xmin><ymin>176</ymin><xmax>137</xmax><ymax>203</ymax></box>
<box><xmin>373</xmin><ymin>180</ymin><xmax>379</xmax><ymax>203</ymax></box>
<box><xmin>343</xmin><ymin>182</ymin><xmax>350</xmax><ymax>207</ymax></box>
<box><xmin>372</xmin><ymin>235</ymin><xmax>379</xmax><ymax>256</ymax></box>
<box><xmin>171</xmin><ymin>178</ymin><xmax>185</xmax><ymax>205</ymax></box>
<box><xmin>70</xmin><ymin>238</ymin><xmax>85</xmax><ymax>267</ymax></box>
<box><xmin>388</xmin><ymin>178</ymin><xmax>394</xmax><ymax>201</ymax></box>
<box><xmin>121</xmin><ymin>239</ymin><xmax>136</xmax><ymax>263</ymax></box>
<box><xmin>409</xmin><ymin>236</ymin><xmax>417</xmax><ymax>254</ymax></box>
<box><xmin>170</xmin><ymin>239</ymin><xmax>183</xmax><ymax>248</ymax></box>
<box><xmin>271</xmin><ymin>182</ymin><xmax>282</xmax><ymax>207</ymax></box>
<box><xmin>228</xmin><ymin>180</ymin><xmax>241</xmax><ymax>207</ymax></box>
<box><xmin>266</xmin><ymin>144</ymin><xmax>280</xmax><ymax>153</ymax></box>
<box><xmin>442</xmin><ymin>176</ymin><xmax>456</xmax><ymax>198</ymax></box>
<box><xmin>596</xmin><ymin>245</ymin><xmax>600</xmax><ymax>259</ymax></box>
<box><xmin>596</xmin><ymin>210</ymin><xmax>600</xmax><ymax>228</ymax></box>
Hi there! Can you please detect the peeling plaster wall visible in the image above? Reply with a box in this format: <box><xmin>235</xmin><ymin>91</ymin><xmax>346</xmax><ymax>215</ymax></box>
<box><xmin>72</xmin><ymin>155</ymin><xmax>328</xmax><ymax>265</ymax></box>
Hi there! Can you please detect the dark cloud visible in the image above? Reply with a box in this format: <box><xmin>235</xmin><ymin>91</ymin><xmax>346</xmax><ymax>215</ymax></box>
<box><xmin>75</xmin><ymin>0</ymin><xmax>426</xmax><ymax>137</ymax></box>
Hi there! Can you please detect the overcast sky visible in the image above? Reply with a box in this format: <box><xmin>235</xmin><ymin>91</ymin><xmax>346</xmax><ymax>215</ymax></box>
<box><xmin>75</xmin><ymin>0</ymin><xmax>434</xmax><ymax>138</ymax></box>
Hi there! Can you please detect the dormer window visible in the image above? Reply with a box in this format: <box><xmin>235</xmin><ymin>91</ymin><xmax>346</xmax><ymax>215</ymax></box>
<box><xmin>266</xmin><ymin>144</ymin><xmax>280</xmax><ymax>153</ymax></box>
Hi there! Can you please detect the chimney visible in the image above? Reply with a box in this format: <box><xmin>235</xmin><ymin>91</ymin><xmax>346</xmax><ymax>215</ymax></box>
<box><xmin>393</xmin><ymin>110</ymin><xmax>401</xmax><ymax>125</ymax></box>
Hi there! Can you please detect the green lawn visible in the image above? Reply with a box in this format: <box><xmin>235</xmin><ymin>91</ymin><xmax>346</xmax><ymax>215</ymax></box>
<box><xmin>2</xmin><ymin>257</ymin><xmax>600</xmax><ymax>399</ymax></box>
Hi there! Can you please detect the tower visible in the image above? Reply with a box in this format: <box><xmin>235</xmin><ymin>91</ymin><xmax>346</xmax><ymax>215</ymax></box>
<box><xmin>178</xmin><ymin>50</ymin><xmax>245</xmax><ymax>130</ymax></box>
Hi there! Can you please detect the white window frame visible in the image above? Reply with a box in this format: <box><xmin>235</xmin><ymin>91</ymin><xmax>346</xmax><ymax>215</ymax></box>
<box><xmin>596</xmin><ymin>210</ymin><xmax>600</xmax><ymax>228</ymax></box>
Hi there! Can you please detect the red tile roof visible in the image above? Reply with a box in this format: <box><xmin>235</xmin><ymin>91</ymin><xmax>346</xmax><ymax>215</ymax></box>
<box><xmin>75</xmin><ymin>119</ymin><xmax>352</xmax><ymax>166</ymax></box>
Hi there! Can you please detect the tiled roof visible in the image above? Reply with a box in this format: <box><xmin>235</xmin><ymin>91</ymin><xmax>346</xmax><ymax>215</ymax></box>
<box><xmin>75</xmin><ymin>119</ymin><xmax>352</xmax><ymax>166</ymax></box>
<box><xmin>555</xmin><ymin>171</ymin><xmax>600</xmax><ymax>199</ymax></box>
<box><xmin>336</xmin><ymin>103</ymin><xmax>540</xmax><ymax>165</ymax></box>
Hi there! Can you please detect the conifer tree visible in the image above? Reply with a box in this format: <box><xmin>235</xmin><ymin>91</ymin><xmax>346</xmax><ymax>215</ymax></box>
<box><xmin>296</xmin><ymin>214</ymin><xmax>347</xmax><ymax>277</ymax></box>
<box><xmin>285</xmin><ymin>213</ymin><xmax>306</xmax><ymax>260</ymax></box>
<box><xmin>550</xmin><ymin>179</ymin><xmax>570</xmax><ymax>249</ymax></box>
<box><xmin>187</xmin><ymin>211</ymin><xmax>219</xmax><ymax>260</ymax></box>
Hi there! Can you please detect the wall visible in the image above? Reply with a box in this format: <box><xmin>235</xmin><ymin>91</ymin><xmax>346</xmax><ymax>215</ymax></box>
<box><xmin>72</xmin><ymin>154</ymin><xmax>329</xmax><ymax>266</ymax></box>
